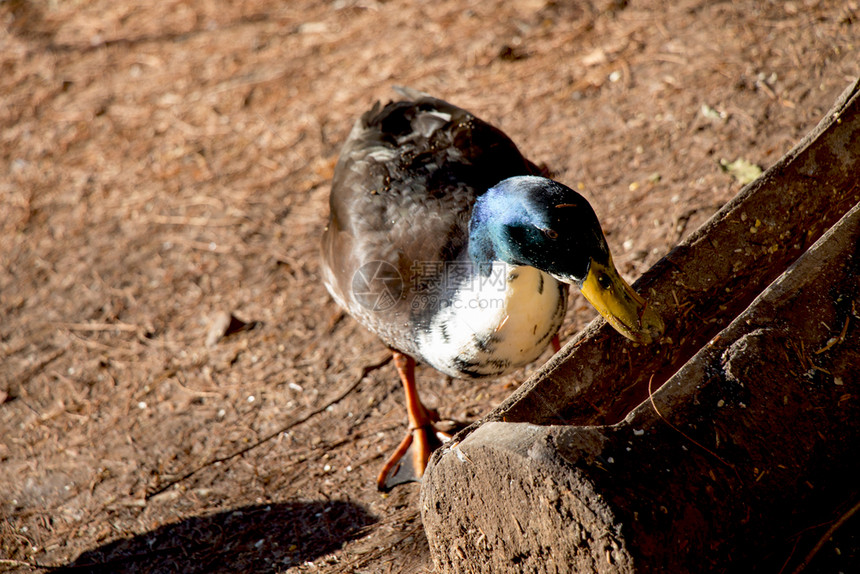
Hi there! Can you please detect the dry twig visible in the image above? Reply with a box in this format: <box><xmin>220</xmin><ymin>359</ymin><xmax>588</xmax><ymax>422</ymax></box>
<box><xmin>790</xmin><ymin>498</ymin><xmax>860</xmax><ymax>574</ymax></box>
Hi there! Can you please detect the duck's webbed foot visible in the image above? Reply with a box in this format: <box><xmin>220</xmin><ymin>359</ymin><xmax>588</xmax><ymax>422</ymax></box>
<box><xmin>376</xmin><ymin>351</ymin><xmax>451</xmax><ymax>491</ymax></box>
<box><xmin>376</xmin><ymin>422</ymin><xmax>451</xmax><ymax>491</ymax></box>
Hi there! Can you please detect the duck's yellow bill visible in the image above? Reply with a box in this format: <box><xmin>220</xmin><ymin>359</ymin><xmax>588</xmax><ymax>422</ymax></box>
<box><xmin>578</xmin><ymin>257</ymin><xmax>664</xmax><ymax>344</ymax></box>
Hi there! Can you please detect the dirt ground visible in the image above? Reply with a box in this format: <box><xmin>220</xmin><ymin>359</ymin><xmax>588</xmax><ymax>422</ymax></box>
<box><xmin>0</xmin><ymin>1</ymin><xmax>857</xmax><ymax>572</ymax></box>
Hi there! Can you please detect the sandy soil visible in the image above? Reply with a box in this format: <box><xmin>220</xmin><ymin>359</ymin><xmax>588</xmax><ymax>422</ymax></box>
<box><xmin>1</xmin><ymin>0</ymin><xmax>857</xmax><ymax>572</ymax></box>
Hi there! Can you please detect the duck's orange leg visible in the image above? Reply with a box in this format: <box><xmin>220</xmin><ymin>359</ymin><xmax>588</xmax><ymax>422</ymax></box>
<box><xmin>551</xmin><ymin>333</ymin><xmax>561</xmax><ymax>353</ymax></box>
<box><xmin>376</xmin><ymin>351</ymin><xmax>450</xmax><ymax>491</ymax></box>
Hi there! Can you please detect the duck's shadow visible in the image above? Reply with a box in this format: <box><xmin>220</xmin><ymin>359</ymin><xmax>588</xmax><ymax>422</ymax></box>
<box><xmin>57</xmin><ymin>500</ymin><xmax>375</xmax><ymax>573</ymax></box>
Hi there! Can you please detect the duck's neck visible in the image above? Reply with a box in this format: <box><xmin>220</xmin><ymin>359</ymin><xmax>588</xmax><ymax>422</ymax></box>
<box><xmin>467</xmin><ymin>194</ymin><xmax>512</xmax><ymax>275</ymax></box>
<box><xmin>467</xmin><ymin>215</ymin><xmax>496</xmax><ymax>276</ymax></box>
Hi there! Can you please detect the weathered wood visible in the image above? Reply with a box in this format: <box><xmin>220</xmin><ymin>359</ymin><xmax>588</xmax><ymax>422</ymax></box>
<box><xmin>423</xmin><ymin>202</ymin><xmax>859</xmax><ymax>574</ymax></box>
<box><xmin>422</xmin><ymin>78</ymin><xmax>860</xmax><ymax>573</ymax></box>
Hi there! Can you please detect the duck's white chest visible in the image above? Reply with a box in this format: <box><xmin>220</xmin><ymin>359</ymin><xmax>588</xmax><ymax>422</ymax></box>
<box><xmin>415</xmin><ymin>262</ymin><xmax>566</xmax><ymax>379</ymax></box>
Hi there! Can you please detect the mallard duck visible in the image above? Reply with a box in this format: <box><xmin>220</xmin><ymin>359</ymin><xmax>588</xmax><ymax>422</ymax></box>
<box><xmin>321</xmin><ymin>89</ymin><xmax>663</xmax><ymax>491</ymax></box>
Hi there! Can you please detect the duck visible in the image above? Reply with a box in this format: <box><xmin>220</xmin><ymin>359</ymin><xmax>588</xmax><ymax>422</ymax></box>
<box><xmin>321</xmin><ymin>88</ymin><xmax>664</xmax><ymax>491</ymax></box>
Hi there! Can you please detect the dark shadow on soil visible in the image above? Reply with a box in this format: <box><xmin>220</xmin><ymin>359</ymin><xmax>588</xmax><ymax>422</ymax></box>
<box><xmin>56</xmin><ymin>500</ymin><xmax>375</xmax><ymax>573</ymax></box>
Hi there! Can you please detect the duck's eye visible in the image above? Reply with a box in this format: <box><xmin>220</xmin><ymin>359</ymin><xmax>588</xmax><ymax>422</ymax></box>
<box><xmin>597</xmin><ymin>272</ymin><xmax>612</xmax><ymax>290</ymax></box>
<box><xmin>543</xmin><ymin>229</ymin><xmax>559</xmax><ymax>240</ymax></box>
